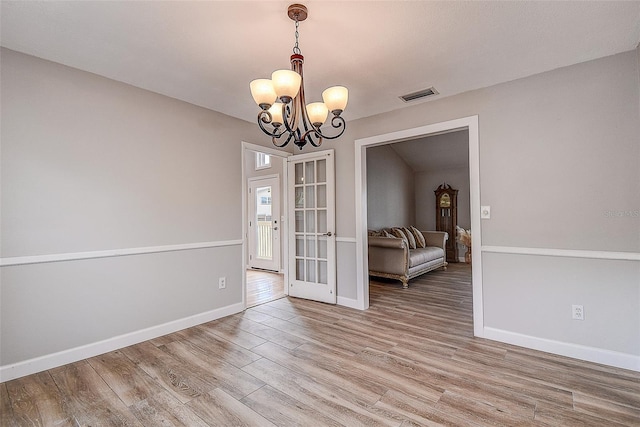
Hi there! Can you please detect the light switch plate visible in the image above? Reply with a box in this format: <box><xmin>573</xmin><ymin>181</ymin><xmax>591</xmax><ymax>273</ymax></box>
<box><xmin>481</xmin><ymin>206</ymin><xmax>491</xmax><ymax>219</ymax></box>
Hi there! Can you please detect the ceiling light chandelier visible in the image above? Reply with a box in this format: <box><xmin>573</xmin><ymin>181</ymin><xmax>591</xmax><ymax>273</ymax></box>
<box><xmin>250</xmin><ymin>4</ymin><xmax>348</xmax><ymax>150</ymax></box>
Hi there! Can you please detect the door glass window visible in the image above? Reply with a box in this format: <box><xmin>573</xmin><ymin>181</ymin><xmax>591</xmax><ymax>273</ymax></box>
<box><xmin>255</xmin><ymin>186</ymin><xmax>273</xmax><ymax>260</ymax></box>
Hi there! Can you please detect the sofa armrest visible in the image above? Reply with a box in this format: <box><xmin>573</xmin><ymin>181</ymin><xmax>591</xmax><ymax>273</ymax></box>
<box><xmin>422</xmin><ymin>231</ymin><xmax>448</xmax><ymax>250</ymax></box>
<box><xmin>368</xmin><ymin>236</ymin><xmax>408</xmax><ymax>275</ymax></box>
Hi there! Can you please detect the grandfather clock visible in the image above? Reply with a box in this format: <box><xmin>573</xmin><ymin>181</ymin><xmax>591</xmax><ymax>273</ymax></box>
<box><xmin>435</xmin><ymin>183</ymin><xmax>458</xmax><ymax>263</ymax></box>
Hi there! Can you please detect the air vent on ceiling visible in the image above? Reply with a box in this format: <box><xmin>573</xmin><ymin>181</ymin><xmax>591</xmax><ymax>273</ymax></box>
<box><xmin>400</xmin><ymin>87</ymin><xmax>439</xmax><ymax>103</ymax></box>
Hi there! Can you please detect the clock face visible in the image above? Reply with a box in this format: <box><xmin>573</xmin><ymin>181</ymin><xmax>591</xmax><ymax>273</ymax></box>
<box><xmin>439</xmin><ymin>194</ymin><xmax>451</xmax><ymax>208</ymax></box>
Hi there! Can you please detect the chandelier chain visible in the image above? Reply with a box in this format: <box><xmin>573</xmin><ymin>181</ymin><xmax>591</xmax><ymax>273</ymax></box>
<box><xmin>293</xmin><ymin>18</ymin><xmax>301</xmax><ymax>55</ymax></box>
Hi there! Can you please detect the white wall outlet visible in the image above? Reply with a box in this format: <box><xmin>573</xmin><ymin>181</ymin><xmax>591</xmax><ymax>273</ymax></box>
<box><xmin>572</xmin><ymin>304</ymin><xmax>584</xmax><ymax>320</ymax></box>
<box><xmin>481</xmin><ymin>205</ymin><xmax>491</xmax><ymax>219</ymax></box>
<box><xmin>218</xmin><ymin>277</ymin><xmax>226</xmax><ymax>289</ymax></box>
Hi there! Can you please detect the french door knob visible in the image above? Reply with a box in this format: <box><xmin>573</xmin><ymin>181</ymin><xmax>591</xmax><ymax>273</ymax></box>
<box><xmin>323</xmin><ymin>232</ymin><xmax>333</xmax><ymax>237</ymax></box>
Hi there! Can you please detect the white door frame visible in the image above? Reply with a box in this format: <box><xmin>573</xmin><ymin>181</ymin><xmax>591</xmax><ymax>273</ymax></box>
<box><xmin>248</xmin><ymin>175</ymin><xmax>281</xmax><ymax>272</ymax></box>
<box><xmin>354</xmin><ymin>115</ymin><xmax>485</xmax><ymax>337</ymax></box>
<box><xmin>241</xmin><ymin>141</ymin><xmax>291</xmax><ymax>309</ymax></box>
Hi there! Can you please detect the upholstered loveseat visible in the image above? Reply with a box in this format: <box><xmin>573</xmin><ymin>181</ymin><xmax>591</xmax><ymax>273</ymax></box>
<box><xmin>368</xmin><ymin>227</ymin><xmax>448</xmax><ymax>288</ymax></box>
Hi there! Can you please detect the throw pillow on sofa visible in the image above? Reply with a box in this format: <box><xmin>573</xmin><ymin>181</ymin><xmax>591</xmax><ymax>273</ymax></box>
<box><xmin>381</xmin><ymin>229</ymin><xmax>394</xmax><ymax>238</ymax></box>
<box><xmin>390</xmin><ymin>228</ymin><xmax>410</xmax><ymax>248</ymax></box>
<box><xmin>409</xmin><ymin>225</ymin><xmax>426</xmax><ymax>248</ymax></box>
<box><xmin>391</xmin><ymin>227</ymin><xmax>415</xmax><ymax>249</ymax></box>
<box><xmin>401</xmin><ymin>227</ymin><xmax>418</xmax><ymax>249</ymax></box>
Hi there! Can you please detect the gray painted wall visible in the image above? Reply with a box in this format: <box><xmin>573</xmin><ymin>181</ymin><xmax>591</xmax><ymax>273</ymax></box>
<box><xmin>0</xmin><ymin>48</ymin><xmax>265</xmax><ymax>365</ymax></box>
<box><xmin>302</xmin><ymin>50</ymin><xmax>640</xmax><ymax>358</ymax></box>
<box><xmin>2</xmin><ymin>247</ymin><xmax>242</xmax><ymax>363</ymax></box>
<box><xmin>366</xmin><ymin>145</ymin><xmax>415</xmax><ymax>230</ymax></box>
<box><xmin>483</xmin><ymin>253</ymin><xmax>639</xmax><ymax>355</ymax></box>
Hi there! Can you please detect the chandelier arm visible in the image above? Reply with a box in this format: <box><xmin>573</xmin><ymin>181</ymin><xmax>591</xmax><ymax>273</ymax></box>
<box><xmin>300</xmin><ymin>127</ymin><xmax>324</xmax><ymax>147</ymax></box>
<box><xmin>281</xmin><ymin>101</ymin><xmax>298</xmax><ymax>136</ymax></box>
<box><xmin>257</xmin><ymin>110</ymin><xmax>292</xmax><ymax>143</ymax></box>
<box><xmin>272</xmin><ymin>132</ymin><xmax>294</xmax><ymax>148</ymax></box>
<box><xmin>313</xmin><ymin>115</ymin><xmax>346</xmax><ymax>140</ymax></box>
<box><xmin>258</xmin><ymin>109</ymin><xmax>272</xmax><ymax>125</ymax></box>
<box><xmin>257</xmin><ymin>111</ymin><xmax>277</xmax><ymax>136</ymax></box>
<box><xmin>296</xmin><ymin>96</ymin><xmax>323</xmax><ymax>148</ymax></box>
<box><xmin>297</xmin><ymin>101</ymin><xmax>323</xmax><ymax>146</ymax></box>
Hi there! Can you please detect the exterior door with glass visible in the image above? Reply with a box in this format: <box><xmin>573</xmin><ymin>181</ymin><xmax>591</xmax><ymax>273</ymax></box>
<box><xmin>288</xmin><ymin>150</ymin><xmax>336</xmax><ymax>304</ymax></box>
<box><xmin>248</xmin><ymin>176</ymin><xmax>281</xmax><ymax>272</ymax></box>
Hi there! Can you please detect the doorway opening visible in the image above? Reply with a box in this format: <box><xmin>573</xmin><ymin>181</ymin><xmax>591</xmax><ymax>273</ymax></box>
<box><xmin>355</xmin><ymin>116</ymin><xmax>484</xmax><ymax>337</ymax></box>
<box><xmin>242</xmin><ymin>142</ymin><xmax>291</xmax><ymax>308</ymax></box>
<box><xmin>365</xmin><ymin>129</ymin><xmax>472</xmax><ymax>321</ymax></box>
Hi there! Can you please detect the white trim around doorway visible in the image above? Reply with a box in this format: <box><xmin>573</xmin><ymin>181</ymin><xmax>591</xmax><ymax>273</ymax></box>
<box><xmin>354</xmin><ymin>116</ymin><xmax>484</xmax><ymax>338</ymax></box>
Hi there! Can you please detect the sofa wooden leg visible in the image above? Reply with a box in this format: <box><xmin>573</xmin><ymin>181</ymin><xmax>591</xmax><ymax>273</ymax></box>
<box><xmin>402</xmin><ymin>280</ymin><xmax>409</xmax><ymax>289</ymax></box>
<box><xmin>443</xmin><ymin>262</ymin><xmax>448</xmax><ymax>271</ymax></box>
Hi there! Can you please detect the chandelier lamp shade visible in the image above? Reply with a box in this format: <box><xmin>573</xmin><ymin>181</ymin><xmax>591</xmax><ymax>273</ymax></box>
<box><xmin>250</xmin><ymin>4</ymin><xmax>348</xmax><ymax>149</ymax></box>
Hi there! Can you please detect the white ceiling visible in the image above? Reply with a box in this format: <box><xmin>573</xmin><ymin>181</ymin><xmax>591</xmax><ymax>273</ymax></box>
<box><xmin>2</xmin><ymin>1</ymin><xmax>639</xmax><ymax>124</ymax></box>
<box><xmin>390</xmin><ymin>130</ymin><xmax>469</xmax><ymax>173</ymax></box>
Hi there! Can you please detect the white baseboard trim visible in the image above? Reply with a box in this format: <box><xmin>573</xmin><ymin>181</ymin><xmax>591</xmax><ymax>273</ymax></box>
<box><xmin>337</xmin><ymin>296</ymin><xmax>362</xmax><ymax>310</ymax></box>
<box><xmin>483</xmin><ymin>327</ymin><xmax>640</xmax><ymax>372</ymax></box>
<box><xmin>0</xmin><ymin>302</ymin><xmax>244</xmax><ymax>382</ymax></box>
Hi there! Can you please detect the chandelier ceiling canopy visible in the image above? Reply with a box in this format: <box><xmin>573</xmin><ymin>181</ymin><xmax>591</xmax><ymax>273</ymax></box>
<box><xmin>250</xmin><ymin>4</ymin><xmax>348</xmax><ymax>150</ymax></box>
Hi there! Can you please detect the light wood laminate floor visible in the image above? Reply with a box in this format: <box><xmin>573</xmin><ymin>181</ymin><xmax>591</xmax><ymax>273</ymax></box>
<box><xmin>246</xmin><ymin>269</ymin><xmax>285</xmax><ymax>308</ymax></box>
<box><xmin>3</xmin><ymin>263</ymin><xmax>639</xmax><ymax>426</ymax></box>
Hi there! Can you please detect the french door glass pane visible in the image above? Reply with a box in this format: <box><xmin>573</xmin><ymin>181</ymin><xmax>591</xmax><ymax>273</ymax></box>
<box><xmin>318</xmin><ymin>236</ymin><xmax>327</xmax><ymax>259</ymax></box>
<box><xmin>306</xmin><ymin>236</ymin><xmax>316</xmax><ymax>258</ymax></box>
<box><xmin>305</xmin><ymin>211</ymin><xmax>315</xmax><ymax>233</ymax></box>
<box><xmin>295</xmin><ymin>163</ymin><xmax>304</xmax><ymax>184</ymax></box>
<box><xmin>317</xmin><ymin>210</ymin><xmax>327</xmax><ymax>234</ymax></box>
<box><xmin>295</xmin><ymin>211</ymin><xmax>304</xmax><ymax>232</ymax></box>
<box><xmin>306</xmin><ymin>260</ymin><xmax>316</xmax><ymax>282</ymax></box>
<box><xmin>316</xmin><ymin>159</ymin><xmax>326</xmax><ymax>183</ymax></box>
<box><xmin>317</xmin><ymin>185</ymin><xmax>326</xmax><ymax>208</ymax></box>
<box><xmin>295</xmin><ymin>187</ymin><xmax>304</xmax><ymax>208</ymax></box>
<box><xmin>305</xmin><ymin>161</ymin><xmax>315</xmax><ymax>184</ymax></box>
<box><xmin>305</xmin><ymin>186</ymin><xmax>315</xmax><ymax>208</ymax></box>
<box><xmin>296</xmin><ymin>259</ymin><xmax>304</xmax><ymax>281</ymax></box>
<box><xmin>296</xmin><ymin>236</ymin><xmax>304</xmax><ymax>257</ymax></box>
<box><xmin>318</xmin><ymin>261</ymin><xmax>328</xmax><ymax>284</ymax></box>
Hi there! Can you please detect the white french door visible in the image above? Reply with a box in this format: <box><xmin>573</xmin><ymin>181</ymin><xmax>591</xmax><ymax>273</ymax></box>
<box><xmin>287</xmin><ymin>150</ymin><xmax>336</xmax><ymax>304</ymax></box>
<box><xmin>248</xmin><ymin>176</ymin><xmax>281</xmax><ymax>272</ymax></box>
